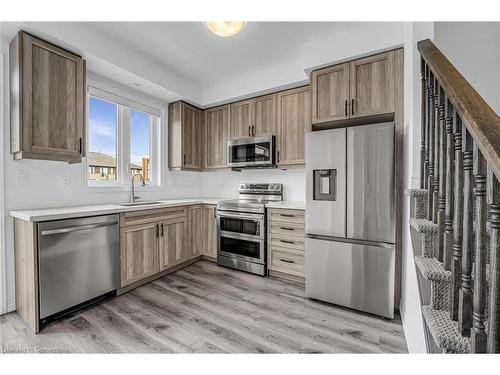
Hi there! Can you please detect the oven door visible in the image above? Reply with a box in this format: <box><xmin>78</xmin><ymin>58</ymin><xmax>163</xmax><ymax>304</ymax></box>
<box><xmin>227</xmin><ymin>136</ymin><xmax>275</xmax><ymax>168</ymax></box>
<box><xmin>217</xmin><ymin>211</ymin><xmax>265</xmax><ymax>264</ymax></box>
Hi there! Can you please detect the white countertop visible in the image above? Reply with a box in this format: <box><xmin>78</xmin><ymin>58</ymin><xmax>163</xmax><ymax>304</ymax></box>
<box><xmin>9</xmin><ymin>198</ymin><xmax>305</xmax><ymax>222</ymax></box>
<box><xmin>265</xmin><ymin>201</ymin><xmax>306</xmax><ymax>210</ymax></box>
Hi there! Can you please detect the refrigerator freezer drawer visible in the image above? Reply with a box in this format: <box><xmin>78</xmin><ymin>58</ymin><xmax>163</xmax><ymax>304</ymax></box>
<box><xmin>305</xmin><ymin>237</ymin><xmax>395</xmax><ymax>318</ymax></box>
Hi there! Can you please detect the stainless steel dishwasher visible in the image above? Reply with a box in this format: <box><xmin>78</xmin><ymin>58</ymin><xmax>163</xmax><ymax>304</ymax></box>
<box><xmin>38</xmin><ymin>214</ymin><xmax>120</xmax><ymax>320</ymax></box>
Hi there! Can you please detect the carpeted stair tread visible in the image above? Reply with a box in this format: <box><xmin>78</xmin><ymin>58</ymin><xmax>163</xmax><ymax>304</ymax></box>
<box><xmin>415</xmin><ymin>256</ymin><xmax>451</xmax><ymax>282</ymax></box>
<box><xmin>422</xmin><ymin>305</ymin><xmax>470</xmax><ymax>354</ymax></box>
<box><xmin>410</xmin><ymin>218</ymin><xmax>437</xmax><ymax>233</ymax></box>
<box><xmin>406</xmin><ymin>188</ymin><xmax>429</xmax><ymax>198</ymax></box>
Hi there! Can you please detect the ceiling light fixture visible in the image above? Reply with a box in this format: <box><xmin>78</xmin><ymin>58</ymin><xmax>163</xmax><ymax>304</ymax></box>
<box><xmin>204</xmin><ymin>21</ymin><xmax>246</xmax><ymax>37</ymax></box>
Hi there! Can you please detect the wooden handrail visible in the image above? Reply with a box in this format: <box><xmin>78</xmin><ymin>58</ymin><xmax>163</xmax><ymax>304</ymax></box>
<box><xmin>418</xmin><ymin>39</ymin><xmax>500</xmax><ymax>180</ymax></box>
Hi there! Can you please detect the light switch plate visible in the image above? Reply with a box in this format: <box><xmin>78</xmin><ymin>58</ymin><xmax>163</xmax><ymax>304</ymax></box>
<box><xmin>16</xmin><ymin>169</ymin><xmax>28</xmax><ymax>184</ymax></box>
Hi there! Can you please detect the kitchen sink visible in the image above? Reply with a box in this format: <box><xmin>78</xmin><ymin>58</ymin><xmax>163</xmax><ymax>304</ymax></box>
<box><xmin>118</xmin><ymin>201</ymin><xmax>164</xmax><ymax>207</ymax></box>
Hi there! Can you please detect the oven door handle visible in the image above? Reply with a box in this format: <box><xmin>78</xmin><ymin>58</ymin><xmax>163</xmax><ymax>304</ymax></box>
<box><xmin>216</xmin><ymin>212</ymin><xmax>264</xmax><ymax>221</ymax></box>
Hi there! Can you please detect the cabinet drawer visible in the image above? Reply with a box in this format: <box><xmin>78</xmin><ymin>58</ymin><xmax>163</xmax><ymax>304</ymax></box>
<box><xmin>269</xmin><ymin>247</ymin><xmax>304</xmax><ymax>277</ymax></box>
<box><xmin>120</xmin><ymin>206</ymin><xmax>187</xmax><ymax>227</ymax></box>
<box><xmin>268</xmin><ymin>220</ymin><xmax>304</xmax><ymax>237</ymax></box>
<box><xmin>268</xmin><ymin>233</ymin><xmax>305</xmax><ymax>252</ymax></box>
<box><xmin>268</xmin><ymin>208</ymin><xmax>305</xmax><ymax>224</ymax></box>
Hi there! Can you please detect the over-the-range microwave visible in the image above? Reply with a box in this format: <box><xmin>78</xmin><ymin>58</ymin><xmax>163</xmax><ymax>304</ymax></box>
<box><xmin>227</xmin><ymin>135</ymin><xmax>275</xmax><ymax>169</ymax></box>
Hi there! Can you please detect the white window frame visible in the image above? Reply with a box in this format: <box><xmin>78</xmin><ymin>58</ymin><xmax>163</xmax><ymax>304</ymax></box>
<box><xmin>86</xmin><ymin>85</ymin><xmax>161</xmax><ymax>190</ymax></box>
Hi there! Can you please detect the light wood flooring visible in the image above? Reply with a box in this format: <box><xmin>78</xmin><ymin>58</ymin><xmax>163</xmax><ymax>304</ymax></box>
<box><xmin>0</xmin><ymin>261</ymin><xmax>407</xmax><ymax>353</ymax></box>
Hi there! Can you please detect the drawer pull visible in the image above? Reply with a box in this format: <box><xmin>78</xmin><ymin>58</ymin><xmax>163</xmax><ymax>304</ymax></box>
<box><xmin>279</xmin><ymin>239</ymin><xmax>295</xmax><ymax>244</ymax></box>
<box><xmin>280</xmin><ymin>227</ymin><xmax>294</xmax><ymax>231</ymax></box>
<box><xmin>280</xmin><ymin>258</ymin><xmax>295</xmax><ymax>264</ymax></box>
<box><xmin>279</xmin><ymin>214</ymin><xmax>295</xmax><ymax>218</ymax></box>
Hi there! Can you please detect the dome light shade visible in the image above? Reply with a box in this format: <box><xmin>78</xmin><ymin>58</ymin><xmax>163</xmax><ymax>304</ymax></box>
<box><xmin>204</xmin><ymin>21</ymin><xmax>246</xmax><ymax>37</ymax></box>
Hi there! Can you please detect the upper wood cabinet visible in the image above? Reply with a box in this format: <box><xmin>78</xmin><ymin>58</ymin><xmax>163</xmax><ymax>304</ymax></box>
<box><xmin>168</xmin><ymin>101</ymin><xmax>203</xmax><ymax>170</ymax></box>
<box><xmin>10</xmin><ymin>31</ymin><xmax>85</xmax><ymax>163</ymax></box>
<box><xmin>311</xmin><ymin>50</ymin><xmax>396</xmax><ymax>124</ymax></box>
<box><xmin>350</xmin><ymin>52</ymin><xmax>395</xmax><ymax>118</ymax></box>
<box><xmin>230</xmin><ymin>94</ymin><xmax>276</xmax><ymax>138</ymax></box>
<box><xmin>311</xmin><ymin>63</ymin><xmax>350</xmax><ymax>124</ymax></box>
<box><xmin>204</xmin><ymin>105</ymin><xmax>230</xmax><ymax>169</ymax></box>
<box><xmin>276</xmin><ymin>86</ymin><xmax>311</xmax><ymax>166</ymax></box>
<box><xmin>230</xmin><ymin>99</ymin><xmax>253</xmax><ymax>138</ymax></box>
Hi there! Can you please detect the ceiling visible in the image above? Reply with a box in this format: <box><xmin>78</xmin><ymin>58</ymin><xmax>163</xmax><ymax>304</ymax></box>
<box><xmin>87</xmin><ymin>22</ymin><xmax>363</xmax><ymax>86</ymax></box>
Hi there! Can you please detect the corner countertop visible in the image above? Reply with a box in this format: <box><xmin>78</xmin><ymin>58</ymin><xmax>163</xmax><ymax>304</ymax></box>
<box><xmin>9</xmin><ymin>198</ymin><xmax>305</xmax><ymax>222</ymax></box>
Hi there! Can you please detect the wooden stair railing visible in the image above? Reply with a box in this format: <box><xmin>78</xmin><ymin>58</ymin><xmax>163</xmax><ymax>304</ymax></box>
<box><xmin>418</xmin><ymin>39</ymin><xmax>500</xmax><ymax>353</ymax></box>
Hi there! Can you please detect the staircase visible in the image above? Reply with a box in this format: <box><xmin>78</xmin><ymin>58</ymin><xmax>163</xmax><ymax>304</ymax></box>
<box><xmin>408</xmin><ymin>39</ymin><xmax>500</xmax><ymax>353</ymax></box>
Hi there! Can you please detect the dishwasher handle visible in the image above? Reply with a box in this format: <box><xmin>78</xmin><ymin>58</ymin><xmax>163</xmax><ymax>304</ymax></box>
<box><xmin>41</xmin><ymin>221</ymin><xmax>118</xmax><ymax>236</ymax></box>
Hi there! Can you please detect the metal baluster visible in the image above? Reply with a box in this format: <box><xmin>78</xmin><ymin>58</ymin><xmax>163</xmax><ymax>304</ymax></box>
<box><xmin>437</xmin><ymin>87</ymin><xmax>446</xmax><ymax>262</ymax></box>
<box><xmin>487</xmin><ymin>169</ymin><xmax>500</xmax><ymax>353</ymax></box>
<box><xmin>459</xmin><ymin>128</ymin><xmax>474</xmax><ymax>337</ymax></box>
<box><xmin>471</xmin><ymin>145</ymin><xmax>488</xmax><ymax>353</ymax></box>
<box><xmin>433</xmin><ymin>78</ymin><xmax>441</xmax><ymax>225</ymax></box>
<box><xmin>451</xmin><ymin>113</ymin><xmax>463</xmax><ymax>321</ymax></box>
<box><xmin>427</xmin><ymin>73</ymin><xmax>435</xmax><ymax>220</ymax></box>
<box><xmin>443</xmin><ymin>98</ymin><xmax>455</xmax><ymax>271</ymax></box>
<box><xmin>420</xmin><ymin>60</ymin><xmax>427</xmax><ymax>189</ymax></box>
<box><xmin>424</xmin><ymin>66</ymin><xmax>431</xmax><ymax>190</ymax></box>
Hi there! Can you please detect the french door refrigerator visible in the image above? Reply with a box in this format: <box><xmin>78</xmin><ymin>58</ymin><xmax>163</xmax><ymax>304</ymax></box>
<box><xmin>305</xmin><ymin>123</ymin><xmax>395</xmax><ymax>318</ymax></box>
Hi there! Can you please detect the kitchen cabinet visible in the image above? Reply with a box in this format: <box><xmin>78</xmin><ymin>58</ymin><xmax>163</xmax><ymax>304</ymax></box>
<box><xmin>267</xmin><ymin>208</ymin><xmax>305</xmax><ymax>279</ymax></box>
<box><xmin>187</xmin><ymin>205</ymin><xmax>203</xmax><ymax>258</ymax></box>
<box><xmin>159</xmin><ymin>217</ymin><xmax>188</xmax><ymax>270</ymax></box>
<box><xmin>311</xmin><ymin>62</ymin><xmax>350</xmax><ymax>124</ymax></box>
<box><xmin>204</xmin><ymin>105</ymin><xmax>230</xmax><ymax>169</ymax></box>
<box><xmin>230</xmin><ymin>99</ymin><xmax>253</xmax><ymax>138</ymax></box>
<box><xmin>120</xmin><ymin>222</ymin><xmax>160</xmax><ymax>287</ymax></box>
<box><xmin>230</xmin><ymin>94</ymin><xmax>276</xmax><ymax>138</ymax></box>
<box><xmin>168</xmin><ymin>101</ymin><xmax>204</xmax><ymax>170</ymax></box>
<box><xmin>9</xmin><ymin>30</ymin><xmax>85</xmax><ymax>163</ymax></box>
<box><xmin>202</xmin><ymin>204</ymin><xmax>218</xmax><ymax>259</ymax></box>
<box><xmin>276</xmin><ymin>86</ymin><xmax>311</xmax><ymax>166</ymax></box>
<box><xmin>349</xmin><ymin>51</ymin><xmax>395</xmax><ymax>118</ymax></box>
<box><xmin>311</xmin><ymin>50</ymin><xmax>396</xmax><ymax>124</ymax></box>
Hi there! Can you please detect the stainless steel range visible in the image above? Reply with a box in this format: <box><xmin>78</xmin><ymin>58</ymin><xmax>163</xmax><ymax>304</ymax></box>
<box><xmin>216</xmin><ymin>183</ymin><xmax>283</xmax><ymax>276</ymax></box>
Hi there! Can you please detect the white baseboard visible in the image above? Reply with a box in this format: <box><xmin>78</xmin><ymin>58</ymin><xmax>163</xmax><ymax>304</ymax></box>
<box><xmin>6</xmin><ymin>298</ymin><xmax>15</xmax><ymax>314</ymax></box>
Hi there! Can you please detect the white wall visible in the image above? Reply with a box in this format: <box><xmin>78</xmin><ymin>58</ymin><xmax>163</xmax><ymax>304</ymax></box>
<box><xmin>434</xmin><ymin>22</ymin><xmax>500</xmax><ymax>115</ymax></box>
<box><xmin>398</xmin><ymin>22</ymin><xmax>434</xmax><ymax>354</ymax></box>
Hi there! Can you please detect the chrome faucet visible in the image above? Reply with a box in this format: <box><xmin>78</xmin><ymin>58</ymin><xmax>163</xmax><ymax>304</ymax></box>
<box><xmin>130</xmin><ymin>174</ymin><xmax>145</xmax><ymax>203</ymax></box>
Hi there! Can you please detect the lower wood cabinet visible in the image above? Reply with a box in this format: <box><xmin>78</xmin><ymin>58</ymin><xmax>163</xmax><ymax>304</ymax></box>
<box><xmin>267</xmin><ymin>208</ymin><xmax>305</xmax><ymax>279</ymax></box>
<box><xmin>202</xmin><ymin>204</ymin><xmax>218</xmax><ymax>259</ymax></box>
<box><xmin>187</xmin><ymin>205</ymin><xmax>203</xmax><ymax>258</ymax></box>
<box><xmin>159</xmin><ymin>217</ymin><xmax>188</xmax><ymax>271</ymax></box>
<box><xmin>120</xmin><ymin>222</ymin><xmax>160</xmax><ymax>287</ymax></box>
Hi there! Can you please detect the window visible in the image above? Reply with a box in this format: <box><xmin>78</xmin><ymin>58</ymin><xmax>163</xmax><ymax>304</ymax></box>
<box><xmin>87</xmin><ymin>87</ymin><xmax>160</xmax><ymax>187</ymax></box>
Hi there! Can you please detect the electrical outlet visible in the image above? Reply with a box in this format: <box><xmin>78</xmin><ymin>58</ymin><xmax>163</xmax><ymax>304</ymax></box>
<box><xmin>61</xmin><ymin>176</ymin><xmax>71</xmax><ymax>188</ymax></box>
<box><xmin>16</xmin><ymin>169</ymin><xmax>28</xmax><ymax>184</ymax></box>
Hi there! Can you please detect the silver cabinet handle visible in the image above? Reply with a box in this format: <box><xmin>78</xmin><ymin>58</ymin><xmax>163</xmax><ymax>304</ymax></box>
<box><xmin>41</xmin><ymin>222</ymin><xmax>117</xmax><ymax>236</ymax></box>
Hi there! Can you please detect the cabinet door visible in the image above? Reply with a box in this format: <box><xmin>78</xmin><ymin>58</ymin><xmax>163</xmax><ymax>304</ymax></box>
<box><xmin>19</xmin><ymin>32</ymin><xmax>85</xmax><ymax>163</ymax></box>
<box><xmin>182</xmin><ymin>103</ymin><xmax>203</xmax><ymax>169</ymax></box>
<box><xmin>253</xmin><ymin>94</ymin><xmax>276</xmax><ymax>137</ymax></box>
<box><xmin>202</xmin><ymin>205</ymin><xmax>218</xmax><ymax>259</ymax></box>
<box><xmin>230</xmin><ymin>100</ymin><xmax>253</xmax><ymax>139</ymax></box>
<box><xmin>349</xmin><ymin>51</ymin><xmax>395</xmax><ymax>118</ymax></box>
<box><xmin>276</xmin><ymin>86</ymin><xmax>311</xmax><ymax>165</ymax></box>
<box><xmin>120</xmin><ymin>223</ymin><xmax>159</xmax><ymax>287</ymax></box>
<box><xmin>159</xmin><ymin>217</ymin><xmax>188</xmax><ymax>271</ymax></box>
<box><xmin>187</xmin><ymin>205</ymin><xmax>202</xmax><ymax>258</ymax></box>
<box><xmin>204</xmin><ymin>105</ymin><xmax>230</xmax><ymax>169</ymax></box>
<box><xmin>311</xmin><ymin>62</ymin><xmax>349</xmax><ymax>124</ymax></box>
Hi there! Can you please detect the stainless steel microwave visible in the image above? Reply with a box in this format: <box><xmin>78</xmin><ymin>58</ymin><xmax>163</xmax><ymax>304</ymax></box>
<box><xmin>227</xmin><ymin>136</ymin><xmax>275</xmax><ymax>168</ymax></box>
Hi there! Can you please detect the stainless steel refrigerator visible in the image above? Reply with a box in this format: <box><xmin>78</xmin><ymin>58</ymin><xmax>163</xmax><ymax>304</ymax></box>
<box><xmin>305</xmin><ymin>122</ymin><xmax>395</xmax><ymax>318</ymax></box>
